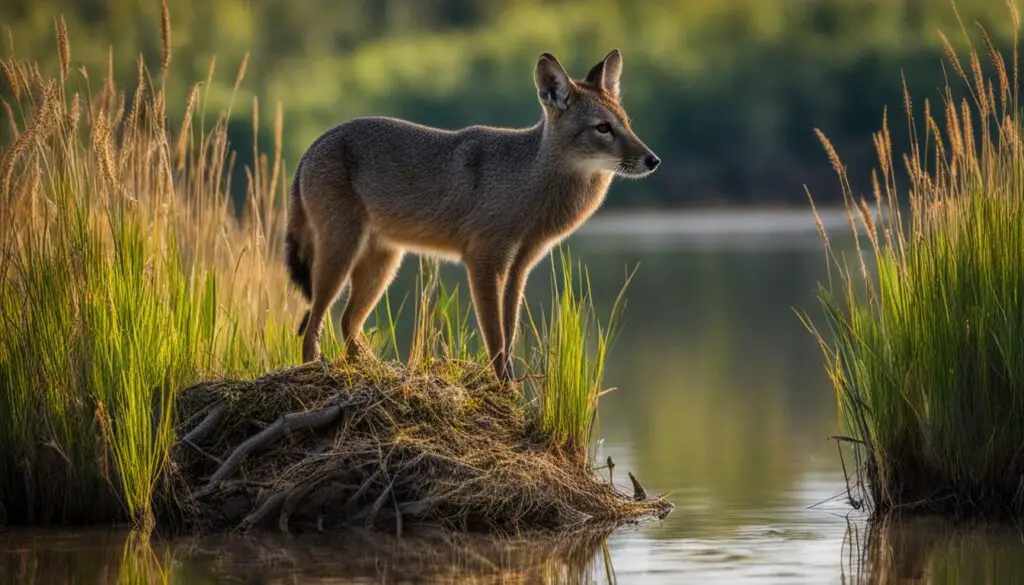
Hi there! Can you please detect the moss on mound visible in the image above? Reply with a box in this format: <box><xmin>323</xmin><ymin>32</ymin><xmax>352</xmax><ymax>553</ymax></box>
<box><xmin>162</xmin><ymin>360</ymin><xmax>671</xmax><ymax>534</ymax></box>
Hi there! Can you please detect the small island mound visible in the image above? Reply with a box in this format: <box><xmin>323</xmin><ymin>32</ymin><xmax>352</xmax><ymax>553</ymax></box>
<box><xmin>164</xmin><ymin>360</ymin><xmax>671</xmax><ymax>535</ymax></box>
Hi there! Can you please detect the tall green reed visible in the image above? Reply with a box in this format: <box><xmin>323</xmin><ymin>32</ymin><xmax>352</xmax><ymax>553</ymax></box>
<box><xmin>804</xmin><ymin>2</ymin><xmax>1024</xmax><ymax>516</ymax></box>
<box><xmin>406</xmin><ymin>258</ymin><xmax>483</xmax><ymax>370</ymax></box>
<box><xmin>528</xmin><ymin>248</ymin><xmax>631</xmax><ymax>462</ymax></box>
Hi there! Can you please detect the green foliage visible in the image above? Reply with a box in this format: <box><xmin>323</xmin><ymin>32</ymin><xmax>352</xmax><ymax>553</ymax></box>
<box><xmin>2</xmin><ymin>0</ymin><xmax>1018</xmax><ymax>207</ymax></box>
<box><xmin>528</xmin><ymin>248</ymin><xmax>630</xmax><ymax>461</ymax></box>
<box><xmin>408</xmin><ymin>259</ymin><xmax>482</xmax><ymax>366</ymax></box>
<box><xmin>805</xmin><ymin>9</ymin><xmax>1024</xmax><ymax>517</ymax></box>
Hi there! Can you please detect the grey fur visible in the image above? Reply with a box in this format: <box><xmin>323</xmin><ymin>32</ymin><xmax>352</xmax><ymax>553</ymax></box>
<box><xmin>285</xmin><ymin>49</ymin><xmax>659</xmax><ymax>381</ymax></box>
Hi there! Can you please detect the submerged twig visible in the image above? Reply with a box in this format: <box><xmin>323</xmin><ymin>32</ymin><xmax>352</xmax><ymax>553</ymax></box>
<box><xmin>362</xmin><ymin>476</ymin><xmax>396</xmax><ymax>528</ymax></box>
<box><xmin>279</xmin><ymin>480</ymin><xmax>320</xmax><ymax>533</ymax></box>
<box><xmin>834</xmin><ymin>437</ymin><xmax>863</xmax><ymax>510</ymax></box>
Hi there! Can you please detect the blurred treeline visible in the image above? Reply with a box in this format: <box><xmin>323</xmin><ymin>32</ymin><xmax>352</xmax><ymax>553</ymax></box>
<box><xmin>0</xmin><ymin>0</ymin><xmax>1017</xmax><ymax>207</ymax></box>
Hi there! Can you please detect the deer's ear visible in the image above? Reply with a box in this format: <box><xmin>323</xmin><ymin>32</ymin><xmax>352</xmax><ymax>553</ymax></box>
<box><xmin>585</xmin><ymin>49</ymin><xmax>622</xmax><ymax>100</ymax></box>
<box><xmin>535</xmin><ymin>53</ymin><xmax>572</xmax><ymax>111</ymax></box>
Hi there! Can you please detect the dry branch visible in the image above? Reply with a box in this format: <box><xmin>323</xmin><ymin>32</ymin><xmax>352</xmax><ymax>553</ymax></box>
<box><xmin>242</xmin><ymin>491</ymin><xmax>286</xmax><ymax>528</ymax></box>
<box><xmin>194</xmin><ymin>402</ymin><xmax>344</xmax><ymax>498</ymax></box>
<box><xmin>179</xmin><ymin>401</ymin><xmax>226</xmax><ymax>445</ymax></box>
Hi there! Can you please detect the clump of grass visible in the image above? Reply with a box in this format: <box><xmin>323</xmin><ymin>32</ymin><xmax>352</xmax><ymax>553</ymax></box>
<box><xmin>0</xmin><ymin>13</ymin><xmax>305</xmax><ymax>529</ymax></box>
<box><xmin>528</xmin><ymin>249</ymin><xmax>631</xmax><ymax>461</ymax></box>
<box><xmin>804</xmin><ymin>3</ymin><xmax>1024</xmax><ymax>518</ymax></box>
<box><xmin>377</xmin><ymin>247</ymin><xmax>631</xmax><ymax>465</ymax></box>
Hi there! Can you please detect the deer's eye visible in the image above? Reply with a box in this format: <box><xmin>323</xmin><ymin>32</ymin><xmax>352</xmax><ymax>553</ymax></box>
<box><xmin>595</xmin><ymin>122</ymin><xmax>612</xmax><ymax>134</ymax></box>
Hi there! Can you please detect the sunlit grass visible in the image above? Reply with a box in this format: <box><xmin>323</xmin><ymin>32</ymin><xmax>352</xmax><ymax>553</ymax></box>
<box><xmin>804</xmin><ymin>4</ymin><xmax>1024</xmax><ymax>517</ymax></box>
<box><xmin>406</xmin><ymin>257</ymin><xmax>483</xmax><ymax>371</ymax></box>
<box><xmin>396</xmin><ymin>249</ymin><xmax>629</xmax><ymax>462</ymax></box>
<box><xmin>528</xmin><ymin>249</ymin><xmax>631</xmax><ymax>461</ymax></box>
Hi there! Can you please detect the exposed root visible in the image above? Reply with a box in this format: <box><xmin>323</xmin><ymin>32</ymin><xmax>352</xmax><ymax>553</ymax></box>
<box><xmin>193</xmin><ymin>401</ymin><xmax>344</xmax><ymax>498</ymax></box>
<box><xmin>179</xmin><ymin>401</ymin><xmax>227</xmax><ymax>445</ymax></box>
<box><xmin>180</xmin><ymin>438</ymin><xmax>222</xmax><ymax>465</ymax></box>
<box><xmin>165</xmin><ymin>360</ymin><xmax>672</xmax><ymax>535</ymax></box>
<box><xmin>242</xmin><ymin>491</ymin><xmax>286</xmax><ymax>529</ymax></box>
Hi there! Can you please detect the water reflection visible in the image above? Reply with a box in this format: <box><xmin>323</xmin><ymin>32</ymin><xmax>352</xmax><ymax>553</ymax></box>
<box><xmin>851</xmin><ymin>518</ymin><xmax>1024</xmax><ymax>585</ymax></box>
<box><xmin>0</xmin><ymin>527</ymin><xmax>615</xmax><ymax>584</ymax></box>
<box><xmin>588</xmin><ymin>243</ymin><xmax>840</xmax><ymax>522</ymax></box>
<box><xmin>7</xmin><ymin>517</ymin><xmax>1022</xmax><ymax>585</ymax></box>
<box><xmin>1</xmin><ymin>530</ymin><xmax>170</xmax><ymax>585</ymax></box>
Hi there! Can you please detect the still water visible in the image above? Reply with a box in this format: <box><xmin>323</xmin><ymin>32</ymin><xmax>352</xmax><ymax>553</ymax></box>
<box><xmin>3</xmin><ymin>210</ymin><xmax>1023</xmax><ymax>584</ymax></box>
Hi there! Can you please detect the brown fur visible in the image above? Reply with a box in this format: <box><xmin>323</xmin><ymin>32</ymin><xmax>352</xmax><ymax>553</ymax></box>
<box><xmin>286</xmin><ymin>49</ymin><xmax>659</xmax><ymax>380</ymax></box>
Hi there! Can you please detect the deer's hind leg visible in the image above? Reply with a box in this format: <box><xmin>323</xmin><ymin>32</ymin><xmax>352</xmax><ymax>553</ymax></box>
<box><xmin>301</xmin><ymin>193</ymin><xmax>367</xmax><ymax>363</ymax></box>
<box><xmin>340</xmin><ymin>237</ymin><xmax>404</xmax><ymax>359</ymax></box>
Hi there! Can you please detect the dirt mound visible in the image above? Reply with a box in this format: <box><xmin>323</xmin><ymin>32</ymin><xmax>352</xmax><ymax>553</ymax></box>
<box><xmin>161</xmin><ymin>360</ymin><xmax>671</xmax><ymax>535</ymax></box>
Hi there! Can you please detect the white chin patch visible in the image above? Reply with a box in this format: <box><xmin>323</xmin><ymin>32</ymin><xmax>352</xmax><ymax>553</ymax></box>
<box><xmin>577</xmin><ymin>158</ymin><xmax>618</xmax><ymax>174</ymax></box>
